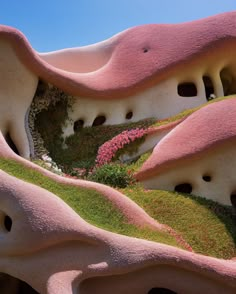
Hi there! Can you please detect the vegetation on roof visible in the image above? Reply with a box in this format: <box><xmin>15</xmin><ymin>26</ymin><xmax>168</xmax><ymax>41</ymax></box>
<box><xmin>0</xmin><ymin>158</ymin><xmax>179</xmax><ymax>248</ymax></box>
<box><xmin>0</xmin><ymin>157</ymin><xmax>235</xmax><ymax>259</ymax></box>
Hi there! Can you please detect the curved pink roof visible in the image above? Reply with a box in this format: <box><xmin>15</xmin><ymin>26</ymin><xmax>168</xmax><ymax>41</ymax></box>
<box><xmin>1</xmin><ymin>11</ymin><xmax>236</xmax><ymax>99</ymax></box>
<box><xmin>136</xmin><ymin>97</ymin><xmax>236</xmax><ymax>180</ymax></box>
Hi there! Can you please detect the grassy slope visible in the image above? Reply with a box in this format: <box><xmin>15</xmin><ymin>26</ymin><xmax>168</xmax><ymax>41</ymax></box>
<box><xmin>122</xmin><ymin>186</ymin><xmax>236</xmax><ymax>259</ymax></box>
<box><xmin>0</xmin><ymin>158</ymin><xmax>235</xmax><ymax>258</ymax></box>
<box><xmin>124</xmin><ymin>139</ymin><xmax>236</xmax><ymax>258</ymax></box>
<box><xmin>0</xmin><ymin>158</ymin><xmax>178</xmax><ymax>247</ymax></box>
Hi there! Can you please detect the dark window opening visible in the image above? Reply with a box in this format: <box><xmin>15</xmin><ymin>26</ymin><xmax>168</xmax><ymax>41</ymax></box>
<box><xmin>203</xmin><ymin>76</ymin><xmax>214</xmax><ymax>100</ymax></box>
<box><xmin>230</xmin><ymin>193</ymin><xmax>236</xmax><ymax>208</ymax></box>
<box><xmin>177</xmin><ymin>82</ymin><xmax>197</xmax><ymax>97</ymax></box>
<box><xmin>202</xmin><ymin>175</ymin><xmax>211</xmax><ymax>182</ymax></box>
<box><xmin>148</xmin><ymin>288</ymin><xmax>177</xmax><ymax>294</ymax></box>
<box><xmin>35</xmin><ymin>80</ymin><xmax>48</xmax><ymax>97</ymax></box>
<box><xmin>92</xmin><ymin>115</ymin><xmax>106</xmax><ymax>126</ymax></box>
<box><xmin>4</xmin><ymin>215</ymin><xmax>12</xmax><ymax>232</ymax></box>
<box><xmin>5</xmin><ymin>133</ymin><xmax>19</xmax><ymax>155</ymax></box>
<box><xmin>73</xmin><ymin>119</ymin><xmax>84</xmax><ymax>132</ymax></box>
<box><xmin>174</xmin><ymin>183</ymin><xmax>192</xmax><ymax>194</ymax></box>
<box><xmin>126</xmin><ymin>111</ymin><xmax>133</xmax><ymax>120</ymax></box>
<box><xmin>0</xmin><ymin>273</ymin><xmax>39</xmax><ymax>293</ymax></box>
<box><xmin>220</xmin><ymin>68</ymin><xmax>236</xmax><ymax>96</ymax></box>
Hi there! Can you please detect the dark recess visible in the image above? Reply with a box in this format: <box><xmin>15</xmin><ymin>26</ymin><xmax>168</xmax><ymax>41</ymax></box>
<box><xmin>92</xmin><ymin>115</ymin><xmax>106</xmax><ymax>126</ymax></box>
<box><xmin>126</xmin><ymin>111</ymin><xmax>133</xmax><ymax>120</ymax></box>
<box><xmin>74</xmin><ymin>119</ymin><xmax>84</xmax><ymax>132</ymax></box>
<box><xmin>0</xmin><ymin>273</ymin><xmax>39</xmax><ymax>294</ymax></box>
<box><xmin>148</xmin><ymin>288</ymin><xmax>177</xmax><ymax>294</ymax></box>
<box><xmin>5</xmin><ymin>133</ymin><xmax>19</xmax><ymax>155</ymax></box>
<box><xmin>174</xmin><ymin>183</ymin><xmax>193</xmax><ymax>194</ymax></box>
<box><xmin>4</xmin><ymin>215</ymin><xmax>12</xmax><ymax>232</ymax></box>
<box><xmin>203</xmin><ymin>76</ymin><xmax>214</xmax><ymax>100</ymax></box>
<box><xmin>178</xmin><ymin>82</ymin><xmax>197</xmax><ymax>97</ymax></box>
<box><xmin>230</xmin><ymin>194</ymin><xmax>236</xmax><ymax>208</ymax></box>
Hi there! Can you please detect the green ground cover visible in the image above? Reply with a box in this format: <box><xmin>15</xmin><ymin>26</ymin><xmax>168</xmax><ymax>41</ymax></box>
<box><xmin>0</xmin><ymin>158</ymin><xmax>235</xmax><ymax>259</ymax></box>
<box><xmin>122</xmin><ymin>186</ymin><xmax>236</xmax><ymax>259</ymax></box>
<box><xmin>0</xmin><ymin>158</ymin><xmax>179</xmax><ymax>248</ymax></box>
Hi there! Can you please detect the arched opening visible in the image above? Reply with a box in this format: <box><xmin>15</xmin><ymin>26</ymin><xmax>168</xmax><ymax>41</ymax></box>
<box><xmin>0</xmin><ymin>273</ymin><xmax>39</xmax><ymax>294</ymax></box>
<box><xmin>74</xmin><ymin>119</ymin><xmax>84</xmax><ymax>132</ymax></box>
<box><xmin>5</xmin><ymin>133</ymin><xmax>19</xmax><ymax>155</ymax></box>
<box><xmin>178</xmin><ymin>82</ymin><xmax>197</xmax><ymax>97</ymax></box>
<box><xmin>148</xmin><ymin>288</ymin><xmax>177</xmax><ymax>294</ymax></box>
<box><xmin>220</xmin><ymin>68</ymin><xmax>236</xmax><ymax>96</ymax></box>
<box><xmin>174</xmin><ymin>183</ymin><xmax>193</xmax><ymax>194</ymax></box>
<box><xmin>92</xmin><ymin>115</ymin><xmax>106</xmax><ymax>126</ymax></box>
<box><xmin>203</xmin><ymin>76</ymin><xmax>214</xmax><ymax>100</ymax></box>
<box><xmin>126</xmin><ymin>111</ymin><xmax>133</xmax><ymax>120</ymax></box>
<box><xmin>4</xmin><ymin>215</ymin><xmax>12</xmax><ymax>232</ymax></box>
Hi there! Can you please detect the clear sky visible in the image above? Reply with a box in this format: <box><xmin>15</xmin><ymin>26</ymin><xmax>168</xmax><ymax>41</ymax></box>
<box><xmin>0</xmin><ymin>0</ymin><xmax>235</xmax><ymax>52</ymax></box>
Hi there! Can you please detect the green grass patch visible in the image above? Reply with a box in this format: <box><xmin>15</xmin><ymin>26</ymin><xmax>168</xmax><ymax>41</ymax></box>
<box><xmin>0</xmin><ymin>158</ymin><xmax>179</xmax><ymax>248</ymax></box>
<box><xmin>0</xmin><ymin>158</ymin><xmax>234</xmax><ymax>258</ymax></box>
<box><xmin>122</xmin><ymin>186</ymin><xmax>236</xmax><ymax>259</ymax></box>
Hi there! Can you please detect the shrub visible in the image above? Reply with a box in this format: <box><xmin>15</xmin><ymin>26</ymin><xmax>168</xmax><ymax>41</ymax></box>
<box><xmin>87</xmin><ymin>164</ymin><xmax>134</xmax><ymax>188</ymax></box>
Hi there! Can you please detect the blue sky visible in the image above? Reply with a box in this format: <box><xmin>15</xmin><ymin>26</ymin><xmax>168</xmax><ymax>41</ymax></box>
<box><xmin>0</xmin><ymin>0</ymin><xmax>235</xmax><ymax>52</ymax></box>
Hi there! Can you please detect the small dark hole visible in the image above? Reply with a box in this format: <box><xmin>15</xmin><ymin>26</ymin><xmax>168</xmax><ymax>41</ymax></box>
<box><xmin>143</xmin><ymin>48</ymin><xmax>149</xmax><ymax>53</ymax></box>
<box><xmin>203</xmin><ymin>76</ymin><xmax>214</xmax><ymax>101</ymax></box>
<box><xmin>126</xmin><ymin>111</ymin><xmax>133</xmax><ymax>120</ymax></box>
<box><xmin>230</xmin><ymin>194</ymin><xmax>236</xmax><ymax>208</ymax></box>
<box><xmin>74</xmin><ymin>119</ymin><xmax>84</xmax><ymax>132</ymax></box>
<box><xmin>174</xmin><ymin>183</ymin><xmax>192</xmax><ymax>194</ymax></box>
<box><xmin>4</xmin><ymin>215</ymin><xmax>12</xmax><ymax>232</ymax></box>
<box><xmin>148</xmin><ymin>288</ymin><xmax>177</xmax><ymax>294</ymax></box>
<box><xmin>202</xmin><ymin>175</ymin><xmax>211</xmax><ymax>182</ymax></box>
<box><xmin>92</xmin><ymin>115</ymin><xmax>106</xmax><ymax>126</ymax></box>
<box><xmin>177</xmin><ymin>82</ymin><xmax>197</xmax><ymax>97</ymax></box>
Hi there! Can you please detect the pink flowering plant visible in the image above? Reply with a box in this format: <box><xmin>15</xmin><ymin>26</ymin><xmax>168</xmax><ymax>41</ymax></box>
<box><xmin>95</xmin><ymin>128</ymin><xmax>148</xmax><ymax>167</ymax></box>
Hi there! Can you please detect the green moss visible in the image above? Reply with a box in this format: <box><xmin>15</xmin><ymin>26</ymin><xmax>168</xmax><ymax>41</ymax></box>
<box><xmin>0</xmin><ymin>158</ymin><xmax>179</xmax><ymax>248</ymax></box>
<box><xmin>122</xmin><ymin>186</ymin><xmax>236</xmax><ymax>259</ymax></box>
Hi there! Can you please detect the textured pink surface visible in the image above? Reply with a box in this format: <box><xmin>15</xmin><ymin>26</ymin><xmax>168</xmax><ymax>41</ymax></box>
<box><xmin>136</xmin><ymin>97</ymin><xmax>236</xmax><ymax>180</ymax></box>
<box><xmin>0</xmin><ymin>11</ymin><xmax>236</xmax><ymax>98</ymax></box>
<box><xmin>0</xmin><ymin>151</ymin><xmax>236</xmax><ymax>293</ymax></box>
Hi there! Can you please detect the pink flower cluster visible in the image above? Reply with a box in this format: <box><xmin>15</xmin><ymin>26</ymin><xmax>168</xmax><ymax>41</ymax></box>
<box><xmin>96</xmin><ymin>128</ymin><xmax>148</xmax><ymax>166</ymax></box>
